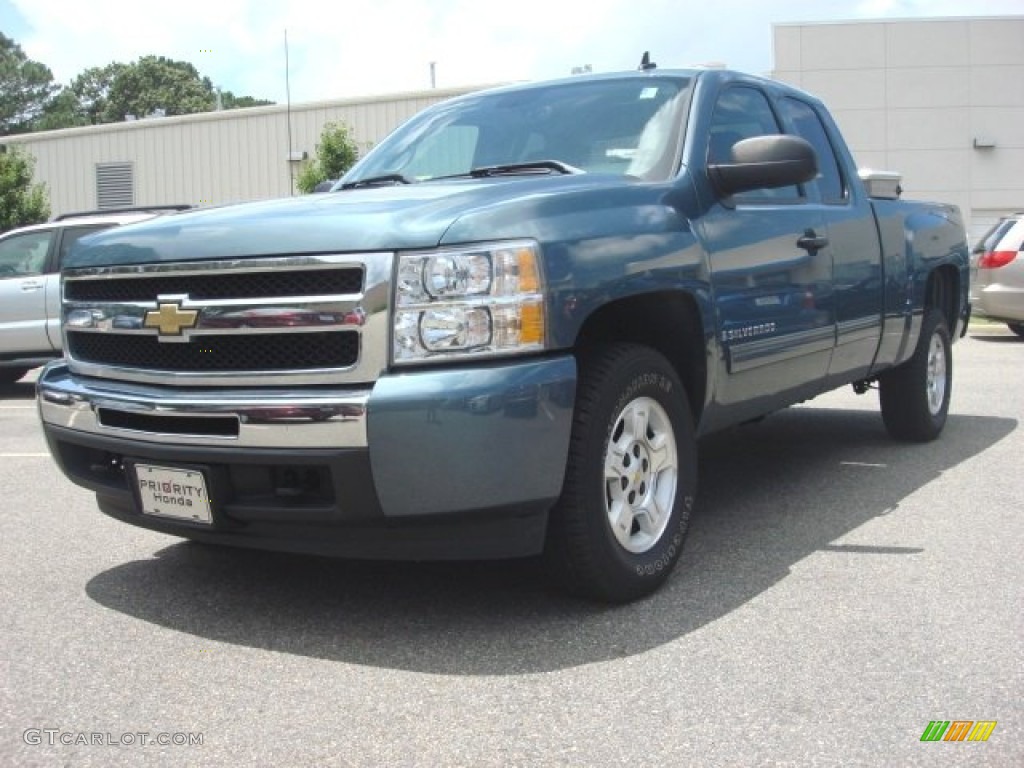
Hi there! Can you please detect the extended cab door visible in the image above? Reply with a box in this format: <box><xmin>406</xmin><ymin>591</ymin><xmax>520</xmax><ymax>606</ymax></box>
<box><xmin>777</xmin><ymin>96</ymin><xmax>883</xmax><ymax>383</ymax></box>
<box><xmin>0</xmin><ymin>229</ymin><xmax>56</xmax><ymax>356</ymax></box>
<box><xmin>700</xmin><ymin>85</ymin><xmax>835</xmax><ymax>408</ymax></box>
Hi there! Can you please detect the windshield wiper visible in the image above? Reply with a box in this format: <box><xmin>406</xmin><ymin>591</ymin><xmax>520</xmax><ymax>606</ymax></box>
<box><xmin>422</xmin><ymin>161</ymin><xmax>586</xmax><ymax>184</ymax></box>
<box><xmin>339</xmin><ymin>173</ymin><xmax>411</xmax><ymax>190</ymax></box>
<box><xmin>468</xmin><ymin>160</ymin><xmax>583</xmax><ymax>178</ymax></box>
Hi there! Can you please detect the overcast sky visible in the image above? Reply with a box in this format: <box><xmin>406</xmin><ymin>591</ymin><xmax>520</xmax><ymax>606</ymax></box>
<box><xmin>3</xmin><ymin>0</ymin><xmax>1022</xmax><ymax>104</ymax></box>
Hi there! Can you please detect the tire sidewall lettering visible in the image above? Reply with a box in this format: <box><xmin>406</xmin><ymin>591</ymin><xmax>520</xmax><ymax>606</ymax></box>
<box><xmin>617</xmin><ymin>374</ymin><xmax>673</xmax><ymax>414</ymax></box>
<box><xmin>607</xmin><ymin>373</ymin><xmax>674</xmax><ymax>444</ymax></box>
<box><xmin>634</xmin><ymin>494</ymin><xmax>692</xmax><ymax>577</ymax></box>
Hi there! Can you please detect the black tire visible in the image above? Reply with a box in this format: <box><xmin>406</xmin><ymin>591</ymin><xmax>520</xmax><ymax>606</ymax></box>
<box><xmin>0</xmin><ymin>367</ymin><xmax>30</xmax><ymax>385</ymax></box>
<box><xmin>1007</xmin><ymin>322</ymin><xmax>1024</xmax><ymax>338</ymax></box>
<box><xmin>545</xmin><ymin>344</ymin><xmax>697</xmax><ymax>603</ymax></box>
<box><xmin>879</xmin><ymin>309</ymin><xmax>952</xmax><ymax>442</ymax></box>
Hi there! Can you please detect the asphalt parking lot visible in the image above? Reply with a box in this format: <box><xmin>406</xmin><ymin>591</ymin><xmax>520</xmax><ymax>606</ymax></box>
<box><xmin>2</xmin><ymin>324</ymin><xmax>1021</xmax><ymax>767</ymax></box>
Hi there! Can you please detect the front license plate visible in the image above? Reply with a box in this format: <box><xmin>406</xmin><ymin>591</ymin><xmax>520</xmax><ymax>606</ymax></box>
<box><xmin>135</xmin><ymin>464</ymin><xmax>212</xmax><ymax>524</ymax></box>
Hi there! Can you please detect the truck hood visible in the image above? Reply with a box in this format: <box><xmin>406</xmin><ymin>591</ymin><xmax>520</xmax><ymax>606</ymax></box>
<box><xmin>66</xmin><ymin>175</ymin><xmax>639</xmax><ymax>268</ymax></box>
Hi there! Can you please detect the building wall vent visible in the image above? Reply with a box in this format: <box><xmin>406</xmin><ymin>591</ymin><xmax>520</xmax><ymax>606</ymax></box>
<box><xmin>96</xmin><ymin>162</ymin><xmax>135</xmax><ymax>209</ymax></box>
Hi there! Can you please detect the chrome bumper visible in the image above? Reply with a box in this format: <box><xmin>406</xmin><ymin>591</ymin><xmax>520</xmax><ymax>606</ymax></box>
<box><xmin>37</xmin><ymin>361</ymin><xmax>369</xmax><ymax>449</ymax></box>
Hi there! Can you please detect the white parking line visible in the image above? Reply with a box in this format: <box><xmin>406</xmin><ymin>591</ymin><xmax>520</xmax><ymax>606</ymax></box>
<box><xmin>0</xmin><ymin>453</ymin><xmax>50</xmax><ymax>457</ymax></box>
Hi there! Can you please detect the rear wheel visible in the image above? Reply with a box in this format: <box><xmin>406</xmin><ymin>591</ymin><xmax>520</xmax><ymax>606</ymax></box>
<box><xmin>879</xmin><ymin>309</ymin><xmax>952</xmax><ymax>442</ymax></box>
<box><xmin>545</xmin><ymin>344</ymin><xmax>697</xmax><ymax>602</ymax></box>
<box><xmin>1008</xmin><ymin>322</ymin><xmax>1024</xmax><ymax>338</ymax></box>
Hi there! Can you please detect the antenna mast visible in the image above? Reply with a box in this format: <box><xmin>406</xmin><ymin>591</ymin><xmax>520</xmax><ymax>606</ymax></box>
<box><xmin>285</xmin><ymin>29</ymin><xmax>294</xmax><ymax>195</ymax></box>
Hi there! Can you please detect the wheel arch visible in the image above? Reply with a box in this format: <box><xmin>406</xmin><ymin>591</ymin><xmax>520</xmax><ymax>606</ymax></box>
<box><xmin>924</xmin><ymin>264</ymin><xmax>960</xmax><ymax>334</ymax></box>
<box><xmin>572</xmin><ymin>291</ymin><xmax>708</xmax><ymax>426</ymax></box>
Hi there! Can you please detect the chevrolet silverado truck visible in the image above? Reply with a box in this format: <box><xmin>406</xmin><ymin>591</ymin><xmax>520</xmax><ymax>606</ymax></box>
<box><xmin>36</xmin><ymin>68</ymin><xmax>970</xmax><ymax>602</ymax></box>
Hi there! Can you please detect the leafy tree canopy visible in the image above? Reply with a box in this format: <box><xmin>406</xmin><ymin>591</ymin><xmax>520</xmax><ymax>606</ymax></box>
<box><xmin>219</xmin><ymin>90</ymin><xmax>274</xmax><ymax>110</ymax></box>
<box><xmin>0</xmin><ymin>32</ymin><xmax>60</xmax><ymax>135</ymax></box>
<box><xmin>34</xmin><ymin>88</ymin><xmax>88</xmax><ymax>132</ymax></box>
<box><xmin>71</xmin><ymin>63</ymin><xmax>129</xmax><ymax>125</ymax></box>
<box><xmin>1</xmin><ymin>33</ymin><xmax>275</xmax><ymax>133</ymax></box>
<box><xmin>103</xmin><ymin>56</ymin><xmax>215</xmax><ymax>121</ymax></box>
<box><xmin>0</xmin><ymin>146</ymin><xmax>50</xmax><ymax>232</ymax></box>
<box><xmin>296</xmin><ymin>122</ymin><xmax>361</xmax><ymax>194</ymax></box>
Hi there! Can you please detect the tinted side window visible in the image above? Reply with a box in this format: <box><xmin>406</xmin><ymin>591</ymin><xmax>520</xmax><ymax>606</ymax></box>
<box><xmin>0</xmin><ymin>231</ymin><xmax>54</xmax><ymax>278</ymax></box>
<box><xmin>973</xmin><ymin>219</ymin><xmax>1016</xmax><ymax>254</ymax></box>
<box><xmin>780</xmin><ymin>98</ymin><xmax>846</xmax><ymax>204</ymax></box>
<box><xmin>708</xmin><ymin>86</ymin><xmax>799</xmax><ymax>201</ymax></box>
<box><xmin>58</xmin><ymin>225</ymin><xmax>117</xmax><ymax>267</ymax></box>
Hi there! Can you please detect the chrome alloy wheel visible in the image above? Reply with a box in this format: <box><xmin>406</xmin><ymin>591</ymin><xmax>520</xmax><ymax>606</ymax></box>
<box><xmin>925</xmin><ymin>332</ymin><xmax>948</xmax><ymax>415</ymax></box>
<box><xmin>604</xmin><ymin>396</ymin><xmax>678</xmax><ymax>554</ymax></box>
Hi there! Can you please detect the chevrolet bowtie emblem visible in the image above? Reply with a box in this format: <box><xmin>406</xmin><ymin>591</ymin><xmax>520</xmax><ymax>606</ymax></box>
<box><xmin>144</xmin><ymin>301</ymin><xmax>199</xmax><ymax>336</ymax></box>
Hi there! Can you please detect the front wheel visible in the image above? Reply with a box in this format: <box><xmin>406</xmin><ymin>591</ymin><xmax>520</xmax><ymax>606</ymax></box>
<box><xmin>879</xmin><ymin>308</ymin><xmax>952</xmax><ymax>442</ymax></box>
<box><xmin>545</xmin><ymin>344</ymin><xmax>697</xmax><ymax>603</ymax></box>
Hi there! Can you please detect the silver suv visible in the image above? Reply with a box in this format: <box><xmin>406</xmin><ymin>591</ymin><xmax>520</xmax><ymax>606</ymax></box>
<box><xmin>971</xmin><ymin>212</ymin><xmax>1024</xmax><ymax>337</ymax></box>
<box><xmin>0</xmin><ymin>206</ymin><xmax>190</xmax><ymax>384</ymax></box>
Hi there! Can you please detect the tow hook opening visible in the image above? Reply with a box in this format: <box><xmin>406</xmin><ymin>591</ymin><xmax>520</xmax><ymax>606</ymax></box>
<box><xmin>852</xmin><ymin>379</ymin><xmax>877</xmax><ymax>395</ymax></box>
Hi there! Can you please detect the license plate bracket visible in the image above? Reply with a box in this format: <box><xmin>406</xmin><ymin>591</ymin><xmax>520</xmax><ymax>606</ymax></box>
<box><xmin>132</xmin><ymin>463</ymin><xmax>213</xmax><ymax>525</ymax></box>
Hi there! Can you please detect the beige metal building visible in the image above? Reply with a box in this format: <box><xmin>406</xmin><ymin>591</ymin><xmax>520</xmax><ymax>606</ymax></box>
<box><xmin>0</xmin><ymin>85</ymin><xmax>481</xmax><ymax>218</ymax></box>
<box><xmin>773</xmin><ymin>15</ymin><xmax>1024</xmax><ymax>241</ymax></box>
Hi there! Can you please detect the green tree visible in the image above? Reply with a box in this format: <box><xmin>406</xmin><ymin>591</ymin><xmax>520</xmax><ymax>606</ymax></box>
<box><xmin>0</xmin><ymin>32</ymin><xmax>60</xmax><ymax>135</ymax></box>
<box><xmin>0</xmin><ymin>146</ymin><xmax>50</xmax><ymax>232</ymax></box>
<box><xmin>219</xmin><ymin>90</ymin><xmax>275</xmax><ymax>110</ymax></box>
<box><xmin>1</xmin><ymin>33</ymin><xmax>275</xmax><ymax>132</ymax></box>
<box><xmin>103</xmin><ymin>56</ymin><xmax>215</xmax><ymax>122</ymax></box>
<box><xmin>70</xmin><ymin>63</ymin><xmax>129</xmax><ymax>124</ymax></box>
<box><xmin>44</xmin><ymin>61</ymin><xmax>273</xmax><ymax>128</ymax></box>
<box><xmin>35</xmin><ymin>88</ymin><xmax>90</xmax><ymax>131</ymax></box>
<box><xmin>296</xmin><ymin>122</ymin><xmax>361</xmax><ymax>193</ymax></box>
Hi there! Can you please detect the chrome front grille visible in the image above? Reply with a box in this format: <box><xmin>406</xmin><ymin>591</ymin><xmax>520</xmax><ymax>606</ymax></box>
<box><xmin>64</xmin><ymin>267</ymin><xmax>363</xmax><ymax>302</ymax></box>
<box><xmin>62</xmin><ymin>253</ymin><xmax>393</xmax><ymax>387</ymax></box>
<box><xmin>66</xmin><ymin>330</ymin><xmax>360</xmax><ymax>371</ymax></box>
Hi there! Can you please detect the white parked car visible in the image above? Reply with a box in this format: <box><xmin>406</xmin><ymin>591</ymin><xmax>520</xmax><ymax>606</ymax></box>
<box><xmin>971</xmin><ymin>212</ymin><xmax>1024</xmax><ymax>337</ymax></box>
<box><xmin>0</xmin><ymin>206</ymin><xmax>191</xmax><ymax>384</ymax></box>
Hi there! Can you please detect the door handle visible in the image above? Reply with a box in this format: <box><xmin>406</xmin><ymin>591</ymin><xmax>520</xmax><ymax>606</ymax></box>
<box><xmin>797</xmin><ymin>229</ymin><xmax>829</xmax><ymax>253</ymax></box>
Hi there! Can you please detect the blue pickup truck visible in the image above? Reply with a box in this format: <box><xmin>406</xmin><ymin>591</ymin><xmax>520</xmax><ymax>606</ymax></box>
<box><xmin>37</xmin><ymin>68</ymin><xmax>970</xmax><ymax>602</ymax></box>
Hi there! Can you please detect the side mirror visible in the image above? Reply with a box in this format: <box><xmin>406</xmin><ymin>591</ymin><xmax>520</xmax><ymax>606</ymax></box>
<box><xmin>708</xmin><ymin>135</ymin><xmax>818</xmax><ymax>197</ymax></box>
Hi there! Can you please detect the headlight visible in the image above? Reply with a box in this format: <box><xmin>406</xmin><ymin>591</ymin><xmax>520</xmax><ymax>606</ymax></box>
<box><xmin>393</xmin><ymin>241</ymin><xmax>547</xmax><ymax>365</ymax></box>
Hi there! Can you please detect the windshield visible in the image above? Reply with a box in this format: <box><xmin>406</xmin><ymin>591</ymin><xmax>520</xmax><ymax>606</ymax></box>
<box><xmin>345</xmin><ymin>75</ymin><xmax>692</xmax><ymax>184</ymax></box>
